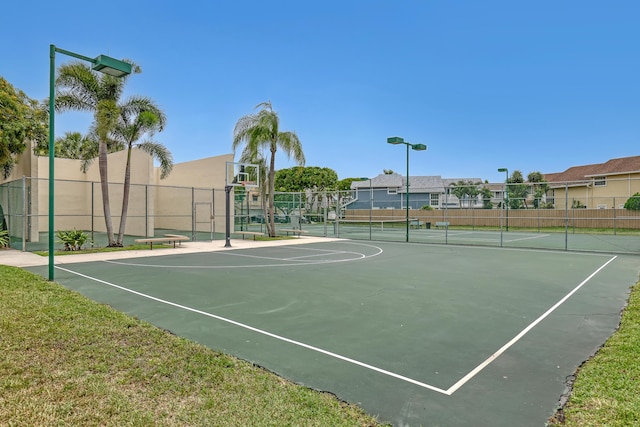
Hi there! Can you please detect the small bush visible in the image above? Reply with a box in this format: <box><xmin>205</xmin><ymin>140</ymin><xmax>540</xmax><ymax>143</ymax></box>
<box><xmin>420</xmin><ymin>205</ymin><xmax>434</xmax><ymax>210</ymax></box>
<box><xmin>56</xmin><ymin>229</ymin><xmax>89</xmax><ymax>251</ymax></box>
<box><xmin>624</xmin><ymin>193</ymin><xmax>640</xmax><ymax>210</ymax></box>
<box><xmin>0</xmin><ymin>229</ymin><xmax>8</xmax><ymax>248</ymax></box>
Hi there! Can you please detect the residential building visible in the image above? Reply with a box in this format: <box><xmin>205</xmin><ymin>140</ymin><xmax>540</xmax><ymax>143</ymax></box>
<box><xmin>544</xmin><ymin>156</ymin><xmax>640</xmax><ymax>209</ymax></box>
<box><xmin>349</xmin><ymin>173</ymin><xmax>486</xmax><ymax>210</ymax></box>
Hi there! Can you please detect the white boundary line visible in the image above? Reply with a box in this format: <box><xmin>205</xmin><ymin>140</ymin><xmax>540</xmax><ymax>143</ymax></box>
<box><xmin>445</xmin><ymin>255</ymin><xmax>618</xmax><ymax>394</ymax></box>
<box><xmin>56</xmin><ymin>248</ymin><xmax>618</xmax><ymax>396</ymax></box>
<box><xmin>55</xmin><ymin>265</ymin><xmax>449</xmax><ymax>395</ymax></box>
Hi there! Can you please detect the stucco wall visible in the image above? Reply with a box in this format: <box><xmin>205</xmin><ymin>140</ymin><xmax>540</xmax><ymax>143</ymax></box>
<box><xmin>1</xmin><ymin>143</ymin><xmax>233</xmax><ymax>242</ymax></box>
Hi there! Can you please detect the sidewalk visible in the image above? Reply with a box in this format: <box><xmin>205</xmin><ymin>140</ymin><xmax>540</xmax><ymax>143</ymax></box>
<box><xmin>0</xmin><ymin>236</ymin><xmax>341</xmax><ymax>268</ymax></box>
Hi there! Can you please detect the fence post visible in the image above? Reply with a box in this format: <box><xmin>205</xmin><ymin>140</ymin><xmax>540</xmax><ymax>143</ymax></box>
<box><xmin>564</xmin><ymin>183</ymin><xmax>569</xmax><ymax>250</ymax></box>
<box><xmin>613</xmin><ymin>197</ymin><xmax>616</xmax><ymax>235</ymax></box>
<box><xmin>191</xmin><ymin>187</ymin><xmax>196</xmax><ymax>239</ymax></box>
<box><xmin>22</xmin><ymin>176</ymin><xmax>27</xmax><ymax>251</ymax></box>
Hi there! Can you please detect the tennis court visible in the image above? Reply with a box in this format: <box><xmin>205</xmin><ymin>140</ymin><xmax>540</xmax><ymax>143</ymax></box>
<box><xmin>26</xmin><ymin>238</ymin><xmax>639</xmax><ymax>426</ymax></box>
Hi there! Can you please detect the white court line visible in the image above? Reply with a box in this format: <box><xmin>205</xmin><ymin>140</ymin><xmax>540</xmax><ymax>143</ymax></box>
<box><xmin>504</xmin><ymin>234</ymin><xmax>550</xmax><ymax>243</ymax></box>
<box><xmin>445</xmin><ymin>254</ymin><xmax>618</xmax><ymax>395</ymax></box>
<box><xmin>55</xmin><ymin>265</ymin><xmax>449</xmax><ymax>395</ymax></box>
<box><xmin>59</xmin><ymin>249</ymin><xmax>618</xmax><ymax>396</ymax></box>
<box><xmin>102</xmin><ymin>243</ymin><xmax>383</xmax><ymax>269</ymax></box>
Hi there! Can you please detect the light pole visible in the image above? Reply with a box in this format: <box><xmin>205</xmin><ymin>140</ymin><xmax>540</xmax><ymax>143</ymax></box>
<box><xmin>498</xmin><ymin>168</ymin><xmax>509</xmax><ymax>232</ymax></box>
<box><xmin>48</xmin><ymin>45</ymin><xmax>131</xmax><ymax>281</ymax></box>
<box><xmin>387</xmin><ymin>137</ymin><xmax>427</xmax><ymax>242</ymax></box>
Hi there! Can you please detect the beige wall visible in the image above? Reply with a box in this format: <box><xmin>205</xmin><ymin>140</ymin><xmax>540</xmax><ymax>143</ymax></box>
<box><xmin>33</xmin><ymin>149</ymin><xmax>155</xmax><ymax>236</ymax></box>
<box><xmin>550</xmin><ymin>173</ymin><xmax>640</xmax><ymax>210</ymax></box>
<box><xmin>1</xmin><ymin>142</ymin><xmax>233</xmax><ymax>241</ymax></box>
<box><xmin>152</xmin><ymin>154</ymin><xmax>233</xmax><ymax>235</ymax></box>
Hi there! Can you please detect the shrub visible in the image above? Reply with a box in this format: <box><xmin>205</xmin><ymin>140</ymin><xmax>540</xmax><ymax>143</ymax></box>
<box><xmin>56</xmin><ymin>229</ymin><xmax>89</xmax><ymax>251</ymax></box>
<box><xmin>0</xmin><ymin>229</ymin><xmax>8</xmax><ymax>248</ymax></box>
<box><xmin>420</xmin><ymin>205</ymin><xmax>434</xmax><ymax>210</ymax></box>
<box><xmin>624</xmin><ymin>193</ymin><xmax>640</xmax><ymax>210</ymax></box>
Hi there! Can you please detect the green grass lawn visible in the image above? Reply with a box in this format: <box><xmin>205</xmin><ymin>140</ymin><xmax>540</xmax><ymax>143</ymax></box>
<box><xmin>0</xmin><ymin>265</ymin><xmax>384</xmax><ymax>426</ymax></box>
<box><xmin>549</xmin><ymin>282</ymin><xmax>640</xmax><ymax>426</ymax></box>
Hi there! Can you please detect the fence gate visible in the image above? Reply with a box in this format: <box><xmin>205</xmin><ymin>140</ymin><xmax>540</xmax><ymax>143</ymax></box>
<box><xmin>193</xmin><ymin>202</ymin><xmax>214</xmax><ymax>241</ymax></box>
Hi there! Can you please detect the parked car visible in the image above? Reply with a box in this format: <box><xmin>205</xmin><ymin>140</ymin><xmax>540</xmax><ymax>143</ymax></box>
<box><xmin>274</xmin><ymin>214</ymin><xmax>290</xmax><ymax>223</ymax></box>
<box><xmin>249</xmin><ymin>214</ymin><xmax>264</xmax><ymax>223</ymax></box>
<box><xmin>249</xmin><ymin>214</ymin><xmax>290</xmax><ymax>223</ymax></box>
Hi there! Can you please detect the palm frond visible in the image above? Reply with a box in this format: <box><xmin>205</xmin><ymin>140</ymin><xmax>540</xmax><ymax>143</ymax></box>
<box><xmin>137</xmin><ymin>140</ymin><xmax>173</xmax><ymax>179</ymax></box>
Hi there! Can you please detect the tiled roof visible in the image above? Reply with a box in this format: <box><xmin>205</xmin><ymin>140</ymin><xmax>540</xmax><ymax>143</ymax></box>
<box><xmin>544</xmin><ymin>155</ymin><xmax>640</xmax><ymax>184</ymax></box>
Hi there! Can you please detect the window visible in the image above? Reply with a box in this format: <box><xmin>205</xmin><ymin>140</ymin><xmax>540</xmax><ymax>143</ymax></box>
<box><xmin>430</xmin><ymin>193</ymin><xmax>439</xmax><ymax>207</ymax></box>
<box><xmin>387</xmin><ymin>188</ymin><xmax>398</xmax><ymax>195</ymax></box>
<box><xmin>594</xmin><ymin>177</ymin><xmax>606</xmax><ymax>186</ymax></box>
<box><xmin>252</xmin><ymin>195</ymin><xmax>259</xmax><ymax>202</ymax></box>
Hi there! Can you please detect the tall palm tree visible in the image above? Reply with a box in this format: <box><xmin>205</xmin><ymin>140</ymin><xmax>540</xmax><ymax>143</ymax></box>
<box><xmin>111</xmin><ymin>96</ymin><xmax>172</xmax><ymax>245</ymax></box>
<box><xmin>233</xmin><ymin>102</ymin><xmax>305</xmax><ymax>237</ymax></box>
<box><xmin>55</xmin><ymin>61</ymin><xmax>140</xmax><ymax>246</ymax></box>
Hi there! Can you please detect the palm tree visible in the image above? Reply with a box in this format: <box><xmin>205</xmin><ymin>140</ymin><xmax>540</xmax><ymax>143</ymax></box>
<box><xmin>111</xmin><ymin>96</ymin><xmax>172</xmax><ymax>245</ymax></box>
<box><xmin>237</xmin><ymin>148</ymin><xmax>270</xmax><ymax>234</ymax></box>
<box><xmin>232</xmin><ymin>102</ymin><xmax>305</xmax><ymax>237</ymax></box>
<box><xmin>55</xmin><ymin>60</ymin><xmax>140</xmax><ymax>246</ymax></box>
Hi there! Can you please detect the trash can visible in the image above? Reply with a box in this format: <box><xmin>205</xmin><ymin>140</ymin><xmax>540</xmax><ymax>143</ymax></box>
<box><xmin>426</xmin><ymin>222</ymin><xmax>431</xmax><ymax>229</ymax></box>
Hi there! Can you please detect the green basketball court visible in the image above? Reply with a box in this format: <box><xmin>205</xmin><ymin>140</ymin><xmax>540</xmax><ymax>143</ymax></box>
<box><xmin>26</xmin><ymin>239</ymin><xmax>639</xmax><ymax>426</ymax></box>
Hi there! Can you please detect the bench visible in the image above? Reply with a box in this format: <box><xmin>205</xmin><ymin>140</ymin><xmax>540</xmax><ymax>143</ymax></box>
<box><xmin>134</xmin><ymin>234</ymin><xmax>189</xmax><ymax>250</ymax></box>
<box><xmin>435</xmin><ymin>222</ymin><xmax>450</xmax><ymax>229</ymax></box>
<box><xmin>280</xmin><ymin>229</ymin><xmax>309</xmax><ymax>237</ymax></box>
<box><xmin>409</xmin><ymin>219</ymin><xmax>424</xmax><ymax>229</ymax></box>
<box><xmin>236</xmin><ymin>231</ymin><xmax>264</xmax><ymax>240</ymax></box>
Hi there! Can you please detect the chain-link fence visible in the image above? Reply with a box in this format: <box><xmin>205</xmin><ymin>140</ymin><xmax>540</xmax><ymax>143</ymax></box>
<box><xmin>3</xmin><ymin>176</ymin><xmax>640</xmax><ymax>254</ymax></box>
<box><xmin>249</xmin><ymin>182</ymin><xmax>640</xmax><ymax>254</ymax></box>
<box><xmin>0</xmin><ymin>177</ymin><xmax>227</xmax><ymax>251</ymax></box>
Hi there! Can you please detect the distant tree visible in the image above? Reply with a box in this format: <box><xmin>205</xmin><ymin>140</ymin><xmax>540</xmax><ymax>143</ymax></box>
<box><xmin>480</xmin><ymin>186</ymin><xmax>493</xmax><ymax>209</ymax></box>
<box><xmin>383</xmin><ymin>169</ymin><xmax>394</xmax><ymax>174</ymax></box>
<box><xmin>507</xmin><ymin>170</ymin><xmax>529</xmax><ymax>209</ymax></box>
<box><xmin>0</xmin><ymin>77</ymin><xmax>48</xmax><ymax>178</ymax></box>
<box><xmin>624</xmin><ymin>192</ymin><xmax>640</xmax><ymax>210</ymax></box>
<box><xmin>52</xmin><ymin>131</ymin><xmax>97</xmax><ymax>161</ymax></box>
<box><xmin>337</xmin><ymin>177</ymin><xmax>365</xmax><ymax>191</ymax></box>
<box><xmin>274</xmin><ymin>166</ymin><xmax>338</xmax><ymax>192</ymax></box>
<box><xmin>528</xmin><ymin>171</ymin><xmax>549</xmax><ymax>209</ymax></box>
<box><xmin>450</xmin><ymin>180</ymin><xmax>481</xmax><ymax>207</ymax></box>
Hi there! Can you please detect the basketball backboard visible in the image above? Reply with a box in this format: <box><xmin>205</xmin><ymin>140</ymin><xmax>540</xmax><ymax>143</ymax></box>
<box><xmin>225</xmin><ymin>162</ymin><xmax>259</xmax><ymax>188</ymax></box>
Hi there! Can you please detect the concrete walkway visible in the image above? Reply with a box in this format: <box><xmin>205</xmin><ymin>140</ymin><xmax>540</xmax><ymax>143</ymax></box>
<box><xmin>0</xmin><ymin>236</ymin><xmax>341</xmax><ymax>268</ymax></box>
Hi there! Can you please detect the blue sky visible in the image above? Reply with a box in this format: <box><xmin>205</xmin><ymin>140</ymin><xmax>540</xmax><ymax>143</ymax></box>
<box><xmin>2</xmin><ymin>1</ymin><xmax>639</xmax><ymax>183</ymax></box>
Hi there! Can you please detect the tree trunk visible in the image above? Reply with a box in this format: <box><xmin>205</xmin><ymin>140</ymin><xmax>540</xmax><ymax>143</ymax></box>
<box><xmin>267</xmin><ymin>146</ymin><xmax>277</xmax><ymax>237</ymax></box>
<box><xmin>116</xmin><ymin>146</ymin><xmax>133</xmax><ymax>246</ymax></box>
<box><xmin>98</xmin><ymin>140</ymin><xmax>116</xmax><ymax>246</ymax></box>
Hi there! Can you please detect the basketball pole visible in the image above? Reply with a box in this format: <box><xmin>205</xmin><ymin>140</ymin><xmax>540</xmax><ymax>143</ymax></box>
<box><xmin>224</xmin><ymin>185</ymin><xmax>232</xmax><ymax>247</ymax></box>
